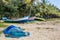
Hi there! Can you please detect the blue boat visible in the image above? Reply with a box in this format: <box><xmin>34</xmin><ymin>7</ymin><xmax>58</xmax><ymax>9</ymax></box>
<box><xmin>2</xmin><ymin>16</ymin><xmax>35</xmax><ymax>23</ymax></box>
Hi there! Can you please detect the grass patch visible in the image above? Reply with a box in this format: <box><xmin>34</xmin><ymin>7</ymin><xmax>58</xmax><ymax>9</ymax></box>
<box><xmin>22</xmin><ymin>28</ymin><xmax>26</xmax><ymax>30</ymax></box>
<box><xmin>27</xmin><ymin>21</ymin><xmax>35</xmax><ymax>24</ymax></box>
<box><xmin>45</xmin><ymin>27</ymin><xmax>54</xmax><ymax>30</ymax></box>
<box><xmin>54</xmin><ymin>21</ymin><xmax>60</xmax><ymax>23</ymax></box>
<box><xmin>46</xmin><ymin>18</ymin><xmax>60</xmax><ymax>21</ymax></box>
<box><xmin>36</xmin><ymin>27</ymin><xmax>40</xmax><ymax>30</ymax></box>
<box><xmin>0</xmin><ymin>22</ymin><xmax>8</xmax><ymax>28</ymax></box>
<box><xmin>0</xmin><ymin>31</ymin><xmax>2</xmax><ymax>34</ymax></box>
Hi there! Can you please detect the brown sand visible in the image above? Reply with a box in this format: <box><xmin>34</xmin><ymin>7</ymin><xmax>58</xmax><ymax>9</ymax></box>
<box><xmin>0</xmin><ymin>20</ymin><xmax>60</xmax><ymax>40</ymax></box>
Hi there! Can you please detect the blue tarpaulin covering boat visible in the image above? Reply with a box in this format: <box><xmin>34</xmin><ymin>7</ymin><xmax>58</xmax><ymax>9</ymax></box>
<box><xmin>3</xmin><ymin>25</ymin><xmax>30</xmax><ymax>38</ymax></box>
<box><xmin>2</xmin><ymin>16</ymin><xmax>35</xmax><ymax>23</ymax></box>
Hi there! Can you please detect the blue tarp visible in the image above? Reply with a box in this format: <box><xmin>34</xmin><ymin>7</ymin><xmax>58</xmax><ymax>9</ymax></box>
<box><xmin>3</xmin><ymin>25</ymin><xmax>30</xmax><ymax>38</ymax></box>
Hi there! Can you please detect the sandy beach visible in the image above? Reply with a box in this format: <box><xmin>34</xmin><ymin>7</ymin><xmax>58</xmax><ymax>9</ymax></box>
<box><xmin>0</xmin><ymin>20</ymin><xmax>60</xmax><ymax>40</ymax></box>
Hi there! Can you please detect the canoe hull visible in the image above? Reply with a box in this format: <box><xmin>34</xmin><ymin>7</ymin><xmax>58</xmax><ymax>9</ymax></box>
<box><xmin>4</xmin><ymin>20</ymin><xmax>33</xmax><ymax>23</ymax></box>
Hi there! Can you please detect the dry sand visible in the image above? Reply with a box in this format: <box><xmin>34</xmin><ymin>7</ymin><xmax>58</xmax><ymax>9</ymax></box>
<box><xmin>0</xmin><ymin>20</ymin><xmax>60</xmax><ymax>40</ymax></box>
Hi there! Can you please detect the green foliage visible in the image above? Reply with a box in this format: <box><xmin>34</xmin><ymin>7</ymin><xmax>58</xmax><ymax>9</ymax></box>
<box><xmin>0</xmin><ymin>0</ymin><xmax>60</xmax><ymax>19</ymax></box>
<box><xmin>36</xmin><ymin>0</ymin><xmax>60</xmax><ymax>18</ymax></box>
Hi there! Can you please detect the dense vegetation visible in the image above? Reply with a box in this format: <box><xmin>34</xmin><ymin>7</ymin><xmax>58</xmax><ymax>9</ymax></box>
<box><xmin>0</xmin><ymin>0</ymin><xmax>60</xmax><ymax>19</ymax></box>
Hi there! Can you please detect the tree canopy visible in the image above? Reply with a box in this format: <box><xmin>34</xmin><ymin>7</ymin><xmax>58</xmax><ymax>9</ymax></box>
<box><xmin>0</xmin><ymin>0</ymin><xmax>60</xmax><ymax>19</ymax></box>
